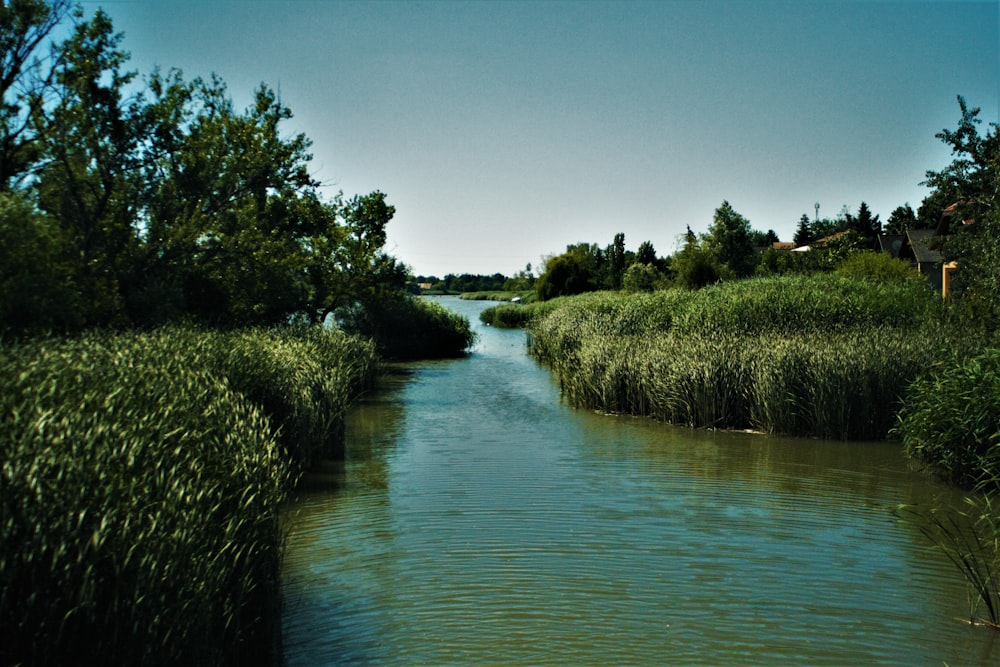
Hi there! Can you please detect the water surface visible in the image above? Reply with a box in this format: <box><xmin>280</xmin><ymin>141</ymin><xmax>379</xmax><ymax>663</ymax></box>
<box><xmin>283</xmin><ymin>297</ymin><xmax>997</xmax><ymax>665</ymax></box>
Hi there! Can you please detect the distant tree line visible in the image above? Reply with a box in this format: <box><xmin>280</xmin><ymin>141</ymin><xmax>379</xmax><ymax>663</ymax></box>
<box><xmin>529</xmin><ymin>96</ymin><xmax>999</xmax><ymax>334</ymax></box>
<box><xmin>1</xmin><ymin>1</ymin><xmax>409</xmax><ymax>338</ymax></box>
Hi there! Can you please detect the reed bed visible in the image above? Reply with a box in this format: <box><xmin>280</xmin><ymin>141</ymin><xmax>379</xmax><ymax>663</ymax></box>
<box><xmin>896</xmin><ymin>346</ymin><xmax>1000</xmax><ymax>489</ymax></box>
<box><xmin>528</xmin><ymin>275</ymin><xmax>943</xmax><ymax>440</ymax></box>
<box><xmin>0</xmin><ymin>325</ymin><xmax>378</xmax><ymax>666</ymax></box>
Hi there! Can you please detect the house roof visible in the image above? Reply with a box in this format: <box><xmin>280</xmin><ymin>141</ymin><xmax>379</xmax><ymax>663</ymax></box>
<box><xmin>878</xmin><ymin>234</ymin><xmax>905</xmax><ymax>258</ymax></box>
<box><xmin>906</xmin><ymin>228</ymin><xmax>942</xmax><ymax>264</ymax></box>
<box><xmin>936</xmin><ymin>201</ymin><xmax>977</xmax><ymax>235</ymax></box>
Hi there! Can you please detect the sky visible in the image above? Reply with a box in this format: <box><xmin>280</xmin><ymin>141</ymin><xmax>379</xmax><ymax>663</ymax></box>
<box><xmin>83</xmin><ymin>0</ymin><xmax>999</xmax><ymax>278</ymax></box>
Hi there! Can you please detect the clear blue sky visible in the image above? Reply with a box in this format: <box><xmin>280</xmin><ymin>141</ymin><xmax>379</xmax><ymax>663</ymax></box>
<box><xmin>86</xmin><ymin>0</ymin><xmax>999</xmax><ymax>278</ymax></box>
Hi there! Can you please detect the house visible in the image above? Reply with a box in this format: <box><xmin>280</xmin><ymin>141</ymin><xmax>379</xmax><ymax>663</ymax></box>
<box><xmin>898</xmin><ymin>228</ymin><xmax>944</xmax><ymax>293</ymax></box>
<box><xmin>877</xmin><ymin>234</ymin><xmax>905</xmax><ymax>258</ymax></box>
<box><xmin>886</xmin><ymin>203</ymin><xmax>976</xmax><ymax>299</ymax></box>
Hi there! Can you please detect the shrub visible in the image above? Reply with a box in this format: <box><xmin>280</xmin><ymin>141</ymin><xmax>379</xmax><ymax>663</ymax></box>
<box><xmin>338</xmin><ymin>295</ymin><xmax>476</xmax><ymax>359</ymax></box>
<box><xmin>896</xmin><ymin>348</ymin><xmax>1000</xmax><ymax>488</ymax></box>
<box><xmin>835</xmin><ymin>251</ymin><xmax>929</xmax><ymax>286</ymax></box>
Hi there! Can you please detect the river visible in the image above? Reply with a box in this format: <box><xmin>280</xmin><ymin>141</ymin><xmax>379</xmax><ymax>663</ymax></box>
<box><xmin>282</xmin><ymin>296</ymin><xmax>998</xmax><ymax>665</ymax></box>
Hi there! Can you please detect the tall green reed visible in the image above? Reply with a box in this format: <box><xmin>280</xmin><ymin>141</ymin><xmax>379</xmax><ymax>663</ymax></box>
<box><xmin>527</xmin><ymin>275</ymin><xmax>942</xmax><ymax>440</ymax></box>
<box><xmin>0</xmin><ymin>324</ymin><xmax>379</xmax><ymax>665</ymax></box>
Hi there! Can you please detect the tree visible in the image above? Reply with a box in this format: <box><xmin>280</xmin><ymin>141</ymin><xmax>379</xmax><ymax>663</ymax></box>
<box><xmin>793</xmin><ymin>214</ymin><xmax>813</xmax><ymax>246</ymax></box>
<box><xmin>884</xmin><ymin>203</ymin><xmax>917</xmax><ymax>235</ymax></box>
<box><xmin>33</xmin><ymin>8</ymin><xmax>145</xmax><ymax>326</ymax></box>
<box><xmin>636</xmin><ymin>240</ymin><xmax>657</xmax><ymax>266</ymax></box>
<box><xmin>670</xmin><ymin>230</ymin><xmax>720</xmax><ymax>289</ymax></box>
<box><xmin>536</xmin><ymin>251</ymin><xmax>595</xmax><ymax>300</ymax></box>
<box><xmin>749</xmin><ymin>228</ymin><xmax>779</xmax><ymax>247</ymax></box>
<box><xmin>922</xmin><ymin>96</ymin><xmax>997</xmax><ymax>227</ymax></box>
<box><xmin>0</xmin><ymin>0</ymin><xmax>73</xmax><ymax>191</ymax></box>
<box><xmin>703</xmin><ymin>200</ymin><xmax>755</xmax><ymax>278</ymax></box>
<box><xmin>843</xmin><ymin>201</ymin><xmax>881</xmax><ymax>244</ymax></box>
<box><xmin>0</xmin><ymin>3</ymin><xmax>417</xmax><ymax>336</ymax></box>
<box><xmin>623</xmin><ymin>262</ymin><xmax>662</xmax><ymax>292</ymax></box>
<box><xmin>923</xmin><ymin>96</ymin><xmax>1000</xmax><ymax>328</ymax></box>
<box><xmin>504</xmin><ymin>263</ymin><xmax>534</xmax><ymax>291</ymax></box>
<box><xmin>0</xmin><ymin>190</ymin><xmax>82</xmax><ymax>334</ymax></box>
<box><xmin>605</xmin><ymin>232</ymin><xmax>626</xmax><ymax>289</ymax></box>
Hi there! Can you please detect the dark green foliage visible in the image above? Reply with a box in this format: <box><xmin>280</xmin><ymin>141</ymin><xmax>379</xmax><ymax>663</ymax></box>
<box><xmin>842</xmin><ymin>201</ymin><xmax>881</xmax><ymax>244</ymax></box>
<box><xmin>0</xmin><ymin>3</ymin><xmax>417</xmax><ymax>336</ymax></box>
<box><xmin>338</xmin><ymin>295</ymin><xmax>476</xmax><ymax>360</ymax></box>
<box><xmin>834</xmin><ymin>251</ymin><xmax>929</xmax><ymax>286</ymax></box>
<box><xmin>885</xmin><ymin>203</ymin><xmax>918</xmax><ymax>235</ymax></box>
<box><xmin>0</xmin><ymin>192</ymin><xmax>83</xmax><ymax>334</ymax></box>
<box><xmin>793</xmin><ymin>214</ymin><xmax>813</xmax><ymax>246</ymax></box>
<box><xmin>670</xmin><ymin>242</ymin><xmax>721</xmax><ymax>289</ymax></box>
<box><xmin>536</xmin><ymin>252</ymin><xmax>595</xmax><ymax>300</ymax></box>
<box><xmin>896</xmin><ymin>348</ymin><xmax>1000</xmax><ymax>489</ymax></box>
<box><xmin>703</xmin><ymin>201</ymin><xmax>755</xmax><ymax>277</ymax></box>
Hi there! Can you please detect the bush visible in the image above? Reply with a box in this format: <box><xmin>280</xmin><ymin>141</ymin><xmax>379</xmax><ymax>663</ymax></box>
<box><xmin>896</xmin><ymin>348</ymin><xmax>1000</xmax><ymax>488</ymax></box>
<box><xmin>338</xmin><ymin>295</ymin><xmax>476</xmax><ymax>359</ymax></box>
<box><xmin>835</xmin><ymin>251</ymin><xmax>929</xmax><ymax>286</ymax></box>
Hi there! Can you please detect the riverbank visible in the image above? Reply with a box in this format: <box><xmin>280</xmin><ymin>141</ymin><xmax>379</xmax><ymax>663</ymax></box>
<box><xmin>0</xmin><ymin>300</ymin><xmax>475</xmax><ymax>665</ymax></box>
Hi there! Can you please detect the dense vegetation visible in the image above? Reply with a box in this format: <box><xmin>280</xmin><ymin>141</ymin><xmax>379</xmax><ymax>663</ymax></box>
<box><xmin>525</xmin><ymin>276</ymin><xmax>944</xmax><ymax>440</ymax></box>
<box><xmin>0</xmin><ymin>2</ymin><xmax>475</xmax><ymax>664</ymax></box>
<box><xmin>0</xmin><ymin>326</ymin><xmax>378</xmax><ymax>666</ymax></box>
<box><xmin>0</xmin><ymin>1</ymin><xmax>423</xmax><ymax>337</ymax></box>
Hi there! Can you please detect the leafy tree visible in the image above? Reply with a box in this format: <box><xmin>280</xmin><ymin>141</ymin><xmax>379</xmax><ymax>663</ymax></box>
<box><xmin>843</xmin><ymin>201</ymin><xmax>881</xmax><ymax>245</ymax></box>
<box><xmin>0</xmin><ymin>190</ymin><xmax>82</xmax><ymax>334</ymax></box>
<box><xmin>0</xmin><ymin>3</ymin><xmax>420</xmax><ymax>336</ymax></box>
<box><xmin>810</xmin><ymin>212</ymin><xmax>847</xmax><ymax>240</ymax></box>
<box><xmin>703</xmin><ymin>201</ymin><xmax>755</xmax><ymax>278</ymax></box>
<box><xmin>622</xmin><ymin>262</ymin><xmax>662</xmax><ymax>292</ymax></box>
<box><xmin>670</xmin><ymin>232</ymin><xmax>720</xmax><ymax>289</ymax></box>
<box><xmin>504</xmin><ymin>263</ymin><xmax>535</xmax><ymax>291</ymax></box>
<box><xmin>536</xmin><ymin>250</ymin><xmax>595</xmax><ymax>300</ymax></box>
<box><xmin>922</xmin><ymin>96</ymin><xmax>997</xmax><ymax>227</ymax></box>
<box><xmin>605</xmin><ymin>232</ymin><xmax>626</xmax><ymax>289</ymax></box>
<box><xmin>884</xmin><ymin>203</ymin><xmax>917</xmax><ymax>235</ymax></box>
<box><xmin>32</xmin><ymin>8</ymin><xmax>145</xmax><ymax>326</ymax></box>
<box><xmin>0</xmin><ymin>0</ymin><xmax>72</xmax><ymax>191</ymax></box>
<box><xmin>636</xmin><ymin>240</ymin><xmax>657</xmax><ymax>266</ymax></box>
<box><xmin>749</xmin><ymin>228</ymin><xmax>779</xmax><ymax>247</ymax></box>
<box><xmin>924</xmin><ymin>97</ymin><xmax>1000</xmax><ymax>329</ymax></box>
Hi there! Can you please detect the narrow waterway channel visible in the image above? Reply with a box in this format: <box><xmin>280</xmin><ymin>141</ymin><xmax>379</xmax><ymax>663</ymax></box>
<box><xmin>282</xmin><ymin>296</ymin><xmax>998</xmax><ymax>666</ymax></box>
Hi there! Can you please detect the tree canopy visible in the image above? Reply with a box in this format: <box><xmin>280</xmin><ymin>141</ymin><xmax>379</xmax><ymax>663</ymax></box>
<box><xmin>0</xmin><ymin>2</ymin><xmax>408</xmax><ymax>337</ymax></box>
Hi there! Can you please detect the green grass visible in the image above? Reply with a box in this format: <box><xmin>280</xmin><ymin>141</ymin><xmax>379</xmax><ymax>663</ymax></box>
<box><xmin>0</xmin><ymin>325</ymin><xmax>378</xmax><ymax>665</ymax></box>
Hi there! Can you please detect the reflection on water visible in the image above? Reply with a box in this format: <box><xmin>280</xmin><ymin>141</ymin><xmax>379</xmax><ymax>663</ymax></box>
<box><xmin>282</xmin><ymin>297</ymin><xmax>998</xmax><ymax>666</ymax></box>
